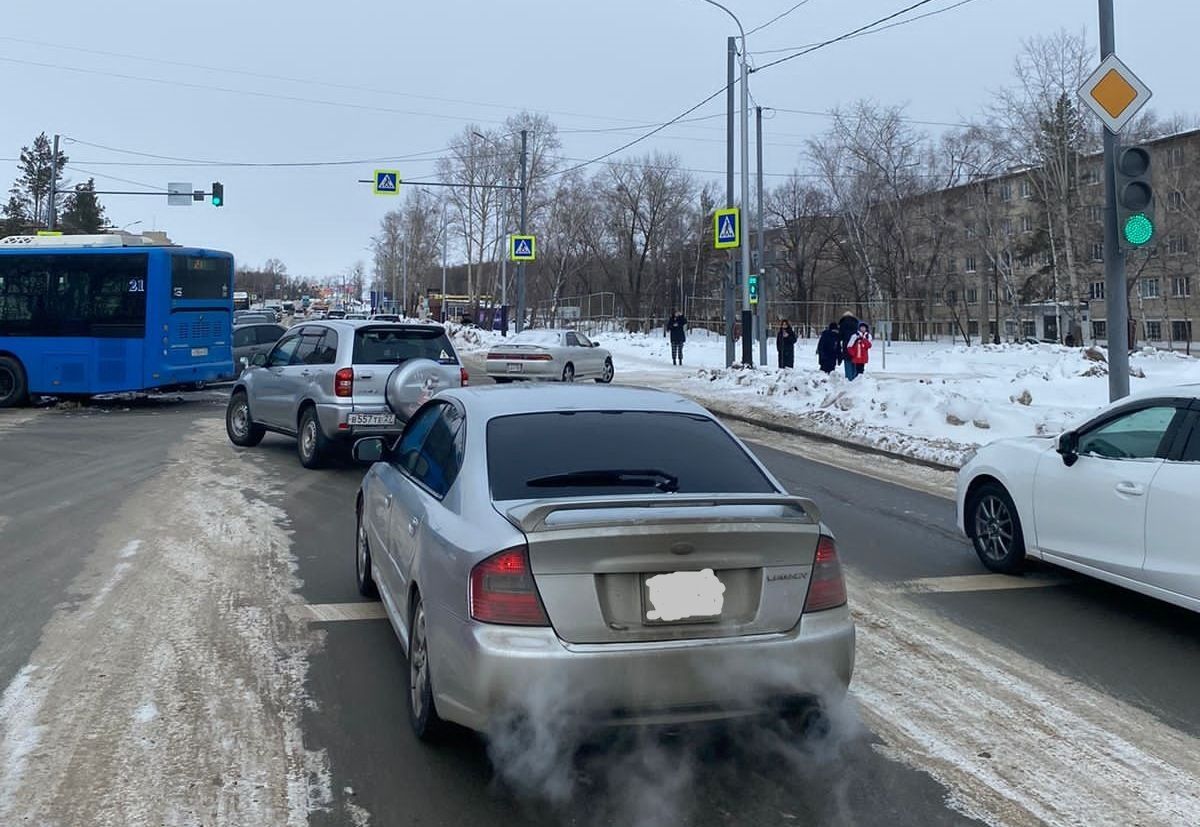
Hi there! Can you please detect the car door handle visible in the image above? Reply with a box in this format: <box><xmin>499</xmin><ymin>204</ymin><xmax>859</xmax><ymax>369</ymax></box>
<box><xmin>300</xmin><ymin>369</ymin><xmax>313</xmax><ymax>377</ymax></box>
<box><xmin>1115</xmin><ymin>481</ymin><xmax>1145</xmax><ymax>496</ymax></box>
<box><xmin>408</xmin><ymin>517</ymin><xmax>420</xmax><ymax>535</ymax></box>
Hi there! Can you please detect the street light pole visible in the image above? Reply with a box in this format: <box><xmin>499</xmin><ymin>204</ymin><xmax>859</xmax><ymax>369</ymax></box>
<box><xmin>441</xmin><ymin>204</ymin><xmax>448</xmax><ymax>323</ymax></box>
<box><xmin>516</xmin><ymin>128</ymin><xmax>528</xmax><ymax>334</ymax></box>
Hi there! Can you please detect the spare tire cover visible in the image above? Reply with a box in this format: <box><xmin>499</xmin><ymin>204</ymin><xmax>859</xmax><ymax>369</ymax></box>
<box><xmin>385</xmin><ymin>359</ymin><xmax>451</xmax><ymax>419</ymax></box>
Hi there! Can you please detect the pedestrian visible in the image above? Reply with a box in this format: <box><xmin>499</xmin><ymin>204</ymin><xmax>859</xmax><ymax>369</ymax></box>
<box><xmin>776</xmin><ymin>319</ymin><xmax>798</xmax><ymax>369</ymax></box>
<box><xmin>816</xmin><ymin>322</ymin><xmax>840</xmax><ymax>374</ymax></box>
<box><xmin>846</xmin><ymin>322</ymin><xmax>872</xmax><ymax>380</ymax></box>
<box><xmin>668</xmin><ymin>311</ymin><xmax>688</xmax><ymax>365</ymax></box>
<box><xmin>837</xmin><ymin>311</ymin><xmax>859</xmax><ymax>379</ymax></box>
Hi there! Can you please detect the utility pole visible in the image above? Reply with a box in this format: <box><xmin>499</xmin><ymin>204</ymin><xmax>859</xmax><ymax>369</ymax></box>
<box><xmin>47</xmin><ymin>134</ymin><xmax>60</xmax><ymax>230</ymax></box>
<box><xmin>516</xmin><ymin>129</ymin><xmax>529</xmax><ymax>334</ymax></box>
<box><xmin>401</xmin><ymin>239</ymin><xmax>408</xmax><ymax>318</ymax></box>
<box><xmin>756</xmin><ymin>105</ymin><xmax>767</xmax><ymax>366</ymax></box>
<box><xmin>725</xmin><ymin>36</ymin><xmax>736</xmax><ymax>367</ymax></box>
<box><xmin>738</xmin><ymin>37</ymin><xmax>753</xmax><ymax>366</ymax></box>
<box><xmin>1100</xmin><ymin>0</ymin><xmax>1130</xmax><ymax>400</ymax></box>
<box><xmin>441</xmin><ymin>204</ymin><xmax>448</xmax><ymax>322</ymax></box>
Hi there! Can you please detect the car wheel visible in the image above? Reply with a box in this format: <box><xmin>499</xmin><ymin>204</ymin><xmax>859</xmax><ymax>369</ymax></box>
<box><xmin>226</xmin><ymin>391</ymin><xmax>266</xmax><ymax>447</ymax></box>
<box><xmin>297</xmin><ymin>406</ymin><xmax>331</xmax><ymax>469</ymax></box>
<box><xmin>355</xmin><ymin>507</ymin><xmax>379</xmax><ymax>599</ymax></box>
<box><xmin>969</xmin><ymin>483</ymin><xmax>1026</xmax><ymax>574</ymax></box>
<box><xmin>0</xmin><ymin>356</ymin><xmax>30</xmax><ymax>408</ymax></box>
<box><xmin>561</xmin><ymin>363</ymin><xmax>575</xmax><ymax>383</ymax></box>
<box><xmin>596</xmin><ymin>358</ymin><xmax>614</xmax><ymax>384</ymax></box>
<box><xmin>407</xmin><ymin>595</ymin><xmax>445</xmax><ymax>741</ymax></box>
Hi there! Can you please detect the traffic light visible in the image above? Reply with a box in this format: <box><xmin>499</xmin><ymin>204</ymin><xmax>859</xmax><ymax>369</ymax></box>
<box><xmin>1114</xmin><ymin>146</ymin><xmax>1153</xmax><ymax>248</ymax></box>
<box><xmin>211</xmin><ymin>181</ymin><xmax>224</xmax><ymax>208</ymax></box>
<box><xmin>748</xmin><ymin>273</ymin><xmax>759</xmax><ymax>305</ymax></box>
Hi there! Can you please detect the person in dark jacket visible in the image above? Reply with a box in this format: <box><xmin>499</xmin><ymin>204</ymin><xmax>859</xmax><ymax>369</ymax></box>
<box><xmin>667</xmin><ymin>312</ymin><xmax>687</xmax><ymax>365</ymax></box>
<box><xmin>837</xmin><ymin>311</ymin><xmax>859</xmax><ymax>379</ymax></box>
<box><xmin>816</xmin><ymin>322</ymin><xmax>840</xmax><ymax>373</ymax></box>
<box><xmin>775</xmin><ymin>319</ymin><xmax>798</xmax><ymax>368</ymax></box>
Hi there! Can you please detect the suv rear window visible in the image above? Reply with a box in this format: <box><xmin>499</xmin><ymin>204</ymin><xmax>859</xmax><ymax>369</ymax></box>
<box><xmin>353</xmin><ymin>326</ymin><xmax>459</xmax><ymax>365</ymax></box>
<box><xmin>487</xmin><ymin>411</ymin><xmax>775</xmax><ymax>500</ymax></box>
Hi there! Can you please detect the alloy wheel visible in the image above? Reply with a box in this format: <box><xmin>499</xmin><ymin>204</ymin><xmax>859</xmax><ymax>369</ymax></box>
<box><xmin>301</xmin><ymin>419</ymin><xmax>317</xmax><ymax>459</ymax></box>
<box><xmin>410</xmin><ymin>605</ymin><xmax>429</xmax><ymax>722</ymax></box>
<box><xmin>974</xmin><ymin>494</ymin><xmax>1015</xmax><ymax>562</ymax></box>
<box><xmin>357</xmin><ymin>521</ymin><xmax>369</xmax><ymax>583</ymax></box>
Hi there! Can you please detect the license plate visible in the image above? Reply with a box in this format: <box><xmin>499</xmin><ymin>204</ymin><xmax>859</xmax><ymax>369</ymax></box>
<box><xmin>507</xmin><ymin>362</ymin><xmax>523</xmax><ymax>373</ymax></box>
<box><xmin>347</xmin><ymin>413</ymin><xmax>396</xmax><ymax>426</ymax></box>
<box><xmin>190</xmin><ymin>347</ymin><xmax>209</xmax><ymax>357</ymax></box>
<box><xmin>642</xmin><ymin>569</ymin><xmax>726</xmax><ymax>624</ymax></box>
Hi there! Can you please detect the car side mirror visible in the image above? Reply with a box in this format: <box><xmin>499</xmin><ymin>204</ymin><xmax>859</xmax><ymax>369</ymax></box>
<box><xmin>353</xmin><ymin>436</ymin><xmax>387</xmax><ymax>463</ymax></box>
<box><xmin>250</xmin><ymin>352</ymin><xmax>268</xmax><ymax>367</ymax></box>
<box><xmin>591</xmin><ymin>341</ymin><xmax>600</xmax><ymax>347</ymax></box>
<box><xmin>1057</xmin><ymin>431</ymin><xmax>1079</xmax><ymax>467</ymax></box>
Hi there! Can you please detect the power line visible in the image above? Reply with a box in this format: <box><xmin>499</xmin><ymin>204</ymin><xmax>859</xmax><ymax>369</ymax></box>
<box><xmin>63</xmin><ymin>165</ymin><xmax>160</xmax><ymax>191</ymax></box>
<box><xmin>751</xmin><ymin>0</ymin><xmax>985</xmax><ymax>56</ymax></box>
<box><xmin>769</xmin><ymin>106</ymin><xmax>970</xmax><ymax>128</ymax></box>
<box><xmin>61</xmin><ymin>137</ymin><xmax>454</xmax><ymax>168</ymax></box>
<box><xmin>746</xmin><ymin>0</ymin><xmax>817</xmax><ymax>37</ymax></box>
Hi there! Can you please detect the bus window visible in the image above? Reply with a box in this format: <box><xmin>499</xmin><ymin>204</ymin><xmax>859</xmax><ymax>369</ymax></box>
<box><xmin>0</xmin><ymin>253</ymin><xmax>148</xmax><ymax>338</ymax></box>
<box><xmin>172</xmin><ymin>256</ymin><xmax>231</xmax><ymax>300</ymax></box>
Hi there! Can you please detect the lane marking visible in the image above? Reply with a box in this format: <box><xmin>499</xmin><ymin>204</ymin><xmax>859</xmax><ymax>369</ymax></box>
<box><xmin>892</xmin><ymin>573</ymin><xmax>1070</xmax><ymax>594</ymax></box>
<box><xmin>287</xmin><ymin>603</ymin><xmax>388</xmax><ymax>623</ymax></box>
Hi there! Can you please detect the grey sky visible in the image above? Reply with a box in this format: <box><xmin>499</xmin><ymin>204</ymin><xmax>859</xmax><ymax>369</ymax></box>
<box><xmin>3</xmin><ymin>1</ymin><xmax>1195</xmax><ymax>279</ymax></box>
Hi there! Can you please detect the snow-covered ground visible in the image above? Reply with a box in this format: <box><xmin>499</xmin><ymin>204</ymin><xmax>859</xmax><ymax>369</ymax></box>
<box><xmin>449</xmin><ymin>325</ymin><xmax>1200</xmax><ymax>467</ymax></box>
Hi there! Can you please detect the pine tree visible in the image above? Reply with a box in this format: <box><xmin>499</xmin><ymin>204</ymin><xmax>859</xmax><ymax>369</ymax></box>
<box><xmin>1</xmin><ymin>188</ymin><xmax>31</xmax><ymax>237</ymax></box>
<box><xmin>15</xmin><ymin>132</ymin><xmax>69</xmax><ymax>227</ymax></box>
<box><xmin>60</xmin><ymin>178</ymin><xmax>107</xmax><ymax>233</ymax></box>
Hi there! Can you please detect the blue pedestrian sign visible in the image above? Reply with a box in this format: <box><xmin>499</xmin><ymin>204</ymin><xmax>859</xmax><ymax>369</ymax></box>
<box><xmin>373</xmin><ymin>170</ymin><xmax>401</xmax><ymax>196</ymax></box>
<box><xmin>510</xmin><ymin>234</ymin><xmax>536</xmax><ymax>262</ymax></box>
<box><xmin>714</xmin><ymin>207</ymin><xmax>740</xmax><ymax>249</ymax></box>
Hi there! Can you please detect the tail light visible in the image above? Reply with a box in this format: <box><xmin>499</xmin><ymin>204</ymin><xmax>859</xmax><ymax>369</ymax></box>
<box><xmin>334</xmin><ymin>367</ymin><xmax>354</xmax><ymax>397</ymax></box>
<box><xmin>469</xmin><ymin>546</ymin><xmax>549</xmax><ymax>626</ymax></box>
<box><xmin>803</xmin><ymin>536</ymin><xmax>847</xmax><ymax>612</ymax></box>
<box><xmin>460</xmin><ymin>366</ymin><xmax>469</xmax><ymax>386</ymax></box>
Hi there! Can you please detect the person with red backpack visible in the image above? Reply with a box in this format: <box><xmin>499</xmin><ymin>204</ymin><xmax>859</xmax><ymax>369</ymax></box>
<box><xmin>845</xmin><ymin>322</ymin><xmax>872</xmax><ymax>379</ymax></box>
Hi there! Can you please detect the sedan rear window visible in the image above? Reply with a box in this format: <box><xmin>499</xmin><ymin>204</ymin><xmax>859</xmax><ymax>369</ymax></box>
<box><xmin>487</xmin><ymin>411</ymin><xmax>775</xmax><ymax>500</ymax></box>
<box><xmin>353</xmin><ymin>326</ymin><xmax>458</xmax><ymax>365</ymax></box>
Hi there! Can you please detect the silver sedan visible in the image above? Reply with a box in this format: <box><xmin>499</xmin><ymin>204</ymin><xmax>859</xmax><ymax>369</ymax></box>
<box><xmin>484</xmin><ymin>329</ymin><xmax>614</xmax><ymax>384</ymax></box>
<box><xmin>352</xmin><ymin>384</ymin><xmax>855</xmax><ymax>740</ymax></box>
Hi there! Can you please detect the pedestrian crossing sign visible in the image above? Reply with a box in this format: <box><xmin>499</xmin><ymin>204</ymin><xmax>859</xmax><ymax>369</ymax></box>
<box><xmin>373</xmin><ymin>170</ymin><xmax>401</xmax><ymax>195</ymax></box>
<box><xmin>510</xmin><ymin>234</ymin><xmax>536</xmax><ymax>261</ymax></box>
<box><xmin>714</xmin><ymin>208</ymin><xmax>740</xmax><ymax>249</ymax></box>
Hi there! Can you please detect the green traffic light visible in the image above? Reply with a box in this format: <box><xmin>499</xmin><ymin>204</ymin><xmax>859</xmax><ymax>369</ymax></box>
<box><xmin>1123</xmin><ymin>213</ymin><xmax>1154</xmax><ymax>246</ymax></box>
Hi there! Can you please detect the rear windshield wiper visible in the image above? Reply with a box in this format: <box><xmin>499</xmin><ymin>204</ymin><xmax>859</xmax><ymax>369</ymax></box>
<box><xmin>525</xmin><ymin>468</ymin><xmax>680</xmax><ymax>493</ymax></box>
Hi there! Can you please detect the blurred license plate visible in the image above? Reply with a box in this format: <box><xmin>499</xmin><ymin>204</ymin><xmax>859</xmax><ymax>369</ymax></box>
<box><xmin>641</xmin><ymin>569</ymin><xmax>726</xmax><ymax>624</ymax></box>
<box><xmin>348</xmin><ymin>413</ymin><xmax>395</xmax><ymax>426</ymax></box>
<box><xmin>190</xmin><ymin>347</ymin><xmax>208</xmax><ymax>357</ymax></box>
<box><xmin>507</xmin><ymin>362</ymin><xmax>523</xmax><ymax>373</ymax></box>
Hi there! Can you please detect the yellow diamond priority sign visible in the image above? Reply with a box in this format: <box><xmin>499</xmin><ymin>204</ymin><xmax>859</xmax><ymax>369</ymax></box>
<box><xmin>1079</xmin><ymin>54</ymin><xmax>1152</xmax><ymax>135</ymax></box>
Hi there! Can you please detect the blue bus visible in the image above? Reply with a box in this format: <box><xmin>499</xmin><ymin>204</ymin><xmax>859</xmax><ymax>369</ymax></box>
<box><xmin>0</xmin><ymin>234</ymin><xmax>235</xmax><ymax>407</ymax></box>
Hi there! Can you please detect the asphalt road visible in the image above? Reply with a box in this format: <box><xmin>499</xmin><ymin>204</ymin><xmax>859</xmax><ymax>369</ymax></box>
<box><xmin>3</xmin><ymin>373</ymin><xmax>1200</xmax><ymax>826</ymax></box>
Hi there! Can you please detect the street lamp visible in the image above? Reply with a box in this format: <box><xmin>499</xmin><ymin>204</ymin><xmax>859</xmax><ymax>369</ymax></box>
<box><xmin>698</xmin><ymin>0</ymin><xmax>753</xmax><ymax>365</ymax></box>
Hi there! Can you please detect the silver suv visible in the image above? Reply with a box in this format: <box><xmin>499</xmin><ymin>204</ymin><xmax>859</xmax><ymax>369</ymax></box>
<box><xmin>225</xmin><ymin>320</ymin><xmax>467</xmax><ymax>468</ymax></box>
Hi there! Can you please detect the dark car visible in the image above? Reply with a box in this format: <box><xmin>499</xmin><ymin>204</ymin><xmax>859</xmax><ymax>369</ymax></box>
<box><xmin>233</xmin><ymin>322</ymin><xmax>288</xmax><ymax>374</ymax></box>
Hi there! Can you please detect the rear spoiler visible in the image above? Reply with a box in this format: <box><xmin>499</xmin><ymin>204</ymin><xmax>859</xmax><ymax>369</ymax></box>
<box><xmin>506</xmin><ymin>494</ymin><xmax>821</xmax><ymax>533</ymax></box>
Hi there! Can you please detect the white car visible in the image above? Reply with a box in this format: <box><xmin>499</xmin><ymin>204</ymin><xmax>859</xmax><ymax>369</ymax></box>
<box><xmin>485</xmin><ymin>329</ymin><xmax>614</xmax><ymax>384</ymax></box>
<box><xmin>957</xmin><ymin>385</ymin><xmax>1200</xmax><ymax>611</ymax></box>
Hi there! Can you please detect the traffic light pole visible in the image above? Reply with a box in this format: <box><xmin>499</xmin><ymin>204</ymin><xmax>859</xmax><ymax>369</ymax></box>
<box><xmin>755</xmin><ymin>105</ymin><xmax>767</xmax><ymax>366</ymax></box>
<box><xmin>1100</xmin><ymin>0</ymin><xmax>1130</xmax><ymax>401</ymax></box>
<box><xmin>725</xmin><ymin>36</ymin><xmax>736</xmax><ymax>368</ymax></box>
<box><xmin>516</xmin><ymin>129</ymin><xmax>528</xmax><ymax>334</ymax></box>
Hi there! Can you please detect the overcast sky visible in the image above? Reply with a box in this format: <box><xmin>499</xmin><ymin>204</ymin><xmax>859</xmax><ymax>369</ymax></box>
<box><xmin>3</xmin><ymin>1</ymin><xmax>1195</xmax><ymax>279</ymax></box>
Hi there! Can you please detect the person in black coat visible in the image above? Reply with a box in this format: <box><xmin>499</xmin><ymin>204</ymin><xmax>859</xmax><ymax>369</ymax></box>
<box><xmin>816</xmin><ymin>322</ymin><xmax>840</xmax><ymax>373</ymax></box>
<box><xmin>837</xmin><ymin>311</ymin><xmax>859</xmax><ymax>379</ymax></box>
<box><xmin>667</xmin><ymin>312</ymin><xmax>687</xmax><ymax>365</ymax></box>
<box><xmin>776</xmin><ymin>319</ymin><xmax>798</xmax><ymax>368</ymax></box>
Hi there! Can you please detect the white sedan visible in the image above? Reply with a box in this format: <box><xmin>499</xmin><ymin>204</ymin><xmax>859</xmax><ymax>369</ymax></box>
<box><xmin>485</xmin><ymin>329</ymin><xmax>615</xmax><ymax>384</ymax></box>
<box><xmin>957</xmin><ymin>385</ymin><xmax>1200</xmax><ymax>611</ymax></box>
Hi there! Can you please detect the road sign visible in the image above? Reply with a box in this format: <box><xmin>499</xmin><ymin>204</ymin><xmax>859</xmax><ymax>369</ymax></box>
<box><xmin>373</xmin><ymin>170</ymin><xmax>401</xmax><ymax>195</ymax></box>
<box><xmin>714</xmin><ymin>208</ymin><xmax>740</xmax><ymax>249</ymax></box>
<box><xmin>1079</xmin><ymin>54</ymin><xmax>1152</xmax><ymax>134</ymax></box>
<box><xmin>168</xmin><ymin>182</ymin><xmax>193</xmax><ymax>207</ymax></box>
<box><xmin>510</xmin><ymin>234</ymin><xmax>536</xmax><ymax>262</ymax></box>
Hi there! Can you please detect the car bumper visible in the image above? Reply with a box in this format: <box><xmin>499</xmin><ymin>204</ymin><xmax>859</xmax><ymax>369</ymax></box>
<box><xmin>485</xmin><ymin>359</ymin><xmax>561</xmax><ymax>380</ymax></box>
<box><xmin>430</xmin><ymin>603</ymin><xmax>855</xmax><ymax>733</ymax></box>
<box><xmin>314</xmin><ymin>402</ymin><xmax>405</xmax><ymax>441</ymax></box>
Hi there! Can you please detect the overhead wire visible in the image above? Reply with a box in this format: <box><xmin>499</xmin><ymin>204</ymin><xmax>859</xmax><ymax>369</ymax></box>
<box><xmin>746</xmin><ymin>0</ymin><xmax>817</xmax><ymax>37</ymax></box>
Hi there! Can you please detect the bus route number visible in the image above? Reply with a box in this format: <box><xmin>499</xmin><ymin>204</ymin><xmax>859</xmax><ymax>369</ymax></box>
<box><xmin>128</xmin><ymin>278</ymin><xmax>146</xmax><ymax>293</ymax></box>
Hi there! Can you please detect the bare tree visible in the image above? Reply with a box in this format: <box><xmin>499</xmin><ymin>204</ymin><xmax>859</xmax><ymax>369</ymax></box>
<box><xmin>766</xmin><ymin>172</ymin><xmax>838</xmax><ymax>336</ymax></box>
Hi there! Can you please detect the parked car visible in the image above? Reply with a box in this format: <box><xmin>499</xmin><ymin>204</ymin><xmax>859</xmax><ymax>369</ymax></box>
<box><xmin>345</xmin><ymin>312</ymin><xmax>369</xmax><ymax>320</ymax></box>
<box><xmin>485</xmin><ymin>329</ymin><xmax>614</xmax><ymax>384</ymax></box>
<box><xmin>327</xmin><ymin>309</ymin><xmax>347</xmax><ymax>320</ymax></box>
<box><xmin>225</xmin><ymin>321</ymin><xmax>468</xmax><ymax>468</ymax></box>
<box><xmin>232</xmin><ymin>322</ymin><xmax>288</xmax><ymax>374</ymax></box>
<box><xmin>957</xmin><ymin>385</ymin><xmax>1200</xmax><ymax>611</ymax></box>
<box><xmin>351</xmin><ymin>384</ymin><xmax>854</xmax><ymax>739</ymax></box>
<box><xmin>234</xmin><ymin>310</ymin><xmax>277</xmax><ymax>326</ymax></box>
<box><xmin>370</xmin><ymin>313</ymin><xmax>400</xmax><ymax>322</ymax></box>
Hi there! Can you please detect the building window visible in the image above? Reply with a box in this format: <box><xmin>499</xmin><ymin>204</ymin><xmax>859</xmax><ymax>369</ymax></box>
<box><xmin>1020</xmin><ymin>179</ymin><xmax>1032</xmax><ymax>199</ymax></box>
<box><xmin>1173</xmin><ymin>276</ymin><xmax>1191</xmax><ymax>297</ymax></box>
<box><xmin>965</xmin><ymin>224</ymin><xmax>976</xmax><ymax>239</ymax></box>
<box><xmin>1021</xmin><ymin>216</ymin><xmax>1034</xmax><ymax>233</ymax></box>
<box><xmin>967</xmin><ymin>287</ymin><xmax>978</xmax><ymax>304</ymax></box>
<box><xmin>999</xmin><ymin>183</ymin><xmax>1012</xmax><ymax>202</ymax></box>
<box><xmin>1145</xmin><ymin>320</ymin><xmax>1162</xmax><ymax>341</ymax></box>
<box><xmin>1020</xmin><ymin>253</ymin><xmax>1033</xmax><ymax>268</ymax></box>
<box><xmin>1086</xmin><ymin>205</ymin><xmax>1102</xmax><ymax>223</ymax></box>
<box><xmin>946</xmin><ymin>288</ymin><xmax>957</xmax><ymax>305</ymax></box>
<box><xmin>1092</xmin><ymin>320</ymin><xmax>1107</xmax><ymax>340</ymax></box>
<box><xmin>945</xmin><ymin>257</ymin><xmax>956</xmax><ymax>273</ymax></box>
<box><xmin>965</xmin><ymin>256</ymin><xmax>977</xmax><ymax>273</ymax></box>
<box><xmin>934</xmin><ymin>289</ymin><xmax>945</xmax><ymax>305</ymax></box>
<box><xmin>1001</xmin><ymin>219</ymin><xmax>1013</xmax><ymax>236</ymax></box>
<box><xmin>1090</xmin><ymin>281</ymin><xmax>1105</xmax><ymax>300</ymax></box>
<box><xmin>1168</xmin><ymin>235</ymin><xmax>1191</xmax><ymax>255</ymax></box>
<box><xmin>1169</xmin><ymin>146</ymin><xmax>1185</xmax><ymax>167</ymax></box>
<box><xmin>1168</xmin><ymin>190</ymin><xmax>1185</xmax><ymax>210</ymax></box>
<box><xmin>968</xmin><ymin>320</ymin><xmax>979</xmax><ymax>337</ymax></box>
<box><xmin>988</xmin><ymin>287</ymin><xmax>997</xmax><ymax>303</ymax></box>
<box><xmin>1091</xmin><ymin>242</ymin><xmax>1104</xmax><ymax>261</ymax></box>
<box><xmin>1083</xmin><ymin>167</ymin><xmax>1101</xmax><ymax>185</ymax></box>
<box><xmin>988</xmin><ymin>320</ymin><xmax>998</xmax><ymax>337</ymax></box>
<box><xmin>1140</xmin><ymin>278</ymin><xmax>1160</xmax><ymax>299</ymax></box>
<box><xmin>1023</xmin><ymin>320</ymin><xmax>1037</xmax><ymax>338</ymax></box>
<box><xmin>1172</xmin><ymin>320</ymin><xmax>1193</xmax><ymax>342</ymax></box>
<box><xmin>1041</xmin><ymin>250</ymin><xmax>1053</xmax><ymax>266</ymax></box>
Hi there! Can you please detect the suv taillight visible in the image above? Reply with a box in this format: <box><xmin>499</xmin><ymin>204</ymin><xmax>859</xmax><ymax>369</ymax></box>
<box><xmin>460</xmin><ymin>366</ymin><xmax>469</xmax><ymax>387</ymax></box>
<box><xmin>803</xmin><ymin>536</ymin><xmax>847</xmax><ymax>613</ymax></box>
<box><xmin>469</xmin><ymin>546</ymin><xmax>549</xmax><ymax>626</ymax></box>
<box><xmin>334</xmin><ymin>367</ymin><xmax>354</xmax><ymax>397</ymax></box>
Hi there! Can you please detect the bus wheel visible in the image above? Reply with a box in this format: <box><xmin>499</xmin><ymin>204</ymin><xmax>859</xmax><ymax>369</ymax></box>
<box><xmin>0</xmin><ymin>356</ymin><xmax>29</xmax><ymax>408</ymax></box>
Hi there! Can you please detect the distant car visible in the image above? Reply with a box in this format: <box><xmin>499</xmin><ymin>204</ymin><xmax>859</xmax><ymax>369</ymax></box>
<box><xmin>345</xmin><ymin>312</ymin><xmax>369</xmax><ymax>320</ymax></box>
<box><xmin>370</xmin><ymin>313</ymin><xmax>401</xmax><ymax>323</ymax></box>
<box><xmin>233</xmin><ymin>322</ymin><xmax>288</xmax><ymax>374</ymax></box>
<box><xmin>957</xmin><ymin>385</ymin><xmax>1200</xmax><ymax>612</ymax></box>
<box><xmin>234</xmin><ymin>311</ymin><xmax>278</xmax><ymax>326</ymax></box>
<box><xmin>327</xmin><ymin>309</ymin><xmax>347</xmax><ymax>320</ymax></box>
<box><xmin>485</xmin><ymin>329</ymin><xmax>614</xmax><ymax>384</ymax></box>
<box><xmin>352</xmin><ymin>384</ymin><xmax>853</xmax><ymax>739</ymax></box>
<box><xmin>226</xmin><ymin>321</ymin><xmax>468</xmax><ymax>468</ymax></box>
<box><xmin>264</xmin><ymin>305</ymin><xmax>284</xmax><ymax>322</ymax></box>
